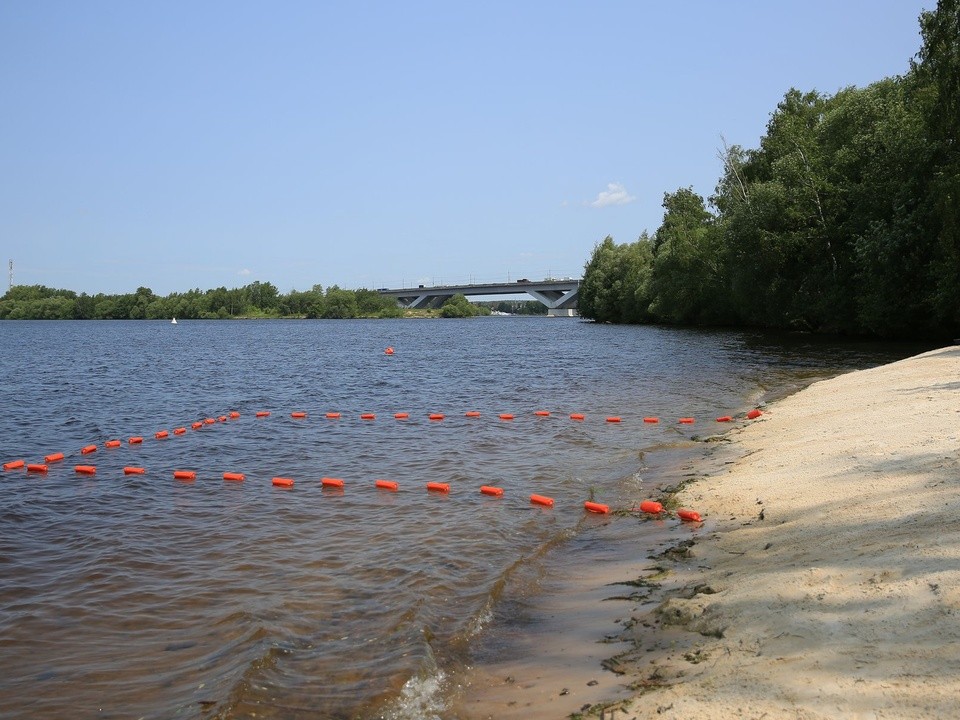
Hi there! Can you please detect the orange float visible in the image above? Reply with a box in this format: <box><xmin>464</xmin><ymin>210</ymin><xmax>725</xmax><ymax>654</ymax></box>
<box><xmin>218</xmin><ymin>416</ymin><xmax>227</xmax><ymax>423</ymax></box>
<box><xmin>569</xmin><ymin>413</ymin><xmax>585</xmax><ymax>421</ymax></box>
<box><xmin>173</xmin><ymin>427</ymin><xmax>186</xmax><ymax>435</ymax></box>
<box><xmin>44</xmin><ymin>452</ymin><xmax>65</xmax><ymax>463</ymax></box>
<box><xmin>499</xmin><ymin>413</ymin><xmax>514</xmax><ymax>420</ymax></box>
<box><xmin>426</xmin><ymin>482</ymin><xmax>450</xmax><ymax>493</ymax></box>
<box><xmin>584</xmin><ymin>501</ymin><xmax>610</xmax><ymax>514</ymax></box>
<box><xmin>643</xmin><ymin>417</ymin><xmax>660</xmax><ymax>424</ymax></box>
<box><xmin>256</xmin><ymin>411</ymin><xmax>271</xmax><ymax>417</ymax></box>
<box><xmin>272</xmin><ymin>477</ymin><xmax>294</xmax><ymax>488</ymax></box>
<box><xmin>606</xmin><ymin>416</ymin><xmax>621</xmax><ymax>423</ymax></box>
<box><xmin>2</xmin><ymin>460</ymin><xmax>24</xmax><ymax>471</ymax></box>
<box><xmin>638</xmin><ymin>500</ymin><xmax>664</xmax><ymax>514</ymax></box>
<box><xmin>747</xmin><ymin>409</ymin><xmax>763</xmax><ymax>419</ymax></box>
<box><xmin>104</xmin><ymin>440</ymin><xmax>121</xmax><ymax>448</ymax></box>
<box><xmin>223</xmin><ymin>472</ymin><xmax>245</xmax><ymax>482</ymax></box>
<box><xmin>321</xmin><ymin>477</ymin><xmax>344</xmax><ymax>488</ymax></box>
<box><xmin>173</xmin><ymin>470</ymin><xmax>196</xmax><ymax>481</ymax></box>
<box><xmin>678</xmin><ymin>417</ymin><xmax>695</xmax><ymax>424</ymax></box>
<box><xmin>534</xmin><ymin>410</ymin><xmax>550</xmax><ymax>417</ymax></box>
<box><xmin>716</xmin><ymin>416</ymin><xmax>733</xmax><ymax>422</ymax></box>
<box><xmin>465</xmin><ymin>411</ymin><xmax>481</xmax><ymax>418</ymax></box>
<box><xmin>229</xmin><ymin>411</ymin><xmax>240</xmax><ymax>419</ymax></box>
<box><xmin>394</xmin><ymin>412</ymin><xmax>409</xmax><ymax>419</ymax></box>
<box><xmin>480</xmin><ymin>485</ymin><xmax>504</xmax><ymax>496</ymax></box>
<box><xmin>375</xmin><ymin>479</ymin><xmax>399</xmax><ymax>491</ymax></box>
<box><xmin>124</xmin><ymin>467</ymin><xmax>146</xmax><ymax>475</ymax></box>
<box><xmin>385</xmin><ymin>347</ymin><xmax>395</xmax><ymax>355</ymax></box>
<box><xmin>74</xmin><ymin>465</ymin><xmax>96</xmax><ymax>475</ymax></box>
<box><xmin>360</xmin><ymin>413</ymin><xmax>376</xmax><ymax>420</ymax></box>
<box><xmin>155</xmin><ymin>430</ymin><xmax>169</xmax><ymax>439</ymax></box>
<box><xmin>129</xmin><ymin>436</ymin><xmax>144</xmax><ymax>444</ymax></box>
<box><xmin>191</xmin><ymin>421</ymin><xmax>203</xmax><ymax>430</ymax></box>
<box><xmin>326</xmin><ymin>412</ymin><xmax>341</xmax><ymax>419</ymax></box>
<box><xmin>203</xmin><ymin>418</ymin><xmax>216</xmax><ymax>425</ymax></box>
<box><xmin>27</xmin><ymin>463</ymin><xmax>48</xmax><ymax>473</ymax></box>
<box><xmin>428</xmin><ymin>413</ymin><xmax>445</xmax><ymax>421</ymax></box>
<box><xmin>291</xmin><ymin>412</ymin><xmax>307</xmax><ymax>419</ymax></box>
<box><xmin>81</xmin><ymin>445</ymin><xmax>97</xmax><ymax>454</ymax></box>
<box><xmin>530</xmin><ymin>494</ymin><xmax>554</xmax><ymax>507</ymax></box>
<box><xmin>677</xmin><ymin>508</ymin><xmax>703</xmax><ymax>522</ymax></box>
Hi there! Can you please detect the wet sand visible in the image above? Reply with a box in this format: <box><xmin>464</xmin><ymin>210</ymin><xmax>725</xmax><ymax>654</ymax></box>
<box><xmin>456</xmin><ymin>344</ymin><xmax>960</xmax><ymax>719</ymax></box>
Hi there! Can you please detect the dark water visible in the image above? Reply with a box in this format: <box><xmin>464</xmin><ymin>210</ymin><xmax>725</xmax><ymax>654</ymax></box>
<box><xmin>0</xmin><ymin>319</ymin><xmax>929</xmax><ymax>718</ymax></box>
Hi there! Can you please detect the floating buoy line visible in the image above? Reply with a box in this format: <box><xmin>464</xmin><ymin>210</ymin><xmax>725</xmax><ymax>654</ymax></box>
<box><xmin>2</xmin><ymin>407</ymin><xmax>765</xmax><ymax>521</ymax></box>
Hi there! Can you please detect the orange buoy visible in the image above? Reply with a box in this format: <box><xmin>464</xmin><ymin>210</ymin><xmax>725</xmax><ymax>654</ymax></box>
<box><xmin>124</xmin><ymin>466</ymin><xmax>146</xmax><ymax>475</ymax></box>
<box><xmin>81</xmin><ymin>445</ymin><xmax>97</xmax><ymax>455</ymax></box>
<box><xmin>223</xmin><ymin>472</ymin><xmax>245</xmax><ymax>482</ymax></box>
<box><xmin>3</xmin><ymin>459</ymin><xmax>25</xmax><ymax>471</ymax></box>
<box><xmin>465</xmin><ymin>411</ymin><xmax>481</xmax><ymax>418</ymax></box>
<box><xmin>716</xmin><ymin>416</ymin><xmax>733</xmax><ymax>422</ymax></box>
<box><xmin>27</xmin><ymin>463</ymin><xmax>48</xmax><ymax>473</ymax></box>
<box><xmin>375</xmin><ymin>479</ymin><xmax>399</xmax><ymax>491</ymax></box>
<box><xmin>321</xmin><ymin>477</ymin><xmax>344</xmax><ymax>488</ymax></box>
<box><xmin>584</xmin><ymin>501</ymin><xmax>610</xmax><ymax>514</ymax></box>
<box><xmin>385</xmin><ymin>346</ymin><xmax>395</xmax><ymax>355</ymax></box>
<box><xmin>638</xmin><ymin>500</ymin><xmax>663</xmax><ymax>514</ymax></box>
<box><xmin>499</xmin><ymin>413</ymin><xmax>514</xmax><ymax>420</ymax></box>
<box><xmin>74</xmin><ymin>465</ymin><xmax>96</xmax><ymax>475</ymax></box>
<box><xmin>569</xmin><ymin>413</ymin><xmax>585</xmax><ymax>421</ymax></box>
<box><xmin>428</xmin><ymin>413</ymin><xmax>445</xmax><ymax>421</ymax></box>
<box><xmin>394</xmin><ymin>412</ymin><xmax>409</xmax><ymax>419</ymax></box>
<box><xmin>360</xmin><ymin>413</ymin><xmax>376</xmax><ymax>420</ymax></box>
<box><xmin>256</xmin><ymin>411</ymin><xmax>271</xmax><ymax>417</ymax></box>
<box><xmin>678</xmin><ymin>417</ymin><xmax>695</xmax><ymax>424</ymax></box>
<box><xmin>530</xmin><ymin>494</ymin><xmax>554</xmax><ymax>507</ymax></box>
<box><xmin>104</xmin><ymin>439</ymin><xmax>121</xmax><ymax>448</ymax></box>
<box><xmin>129</xmin><ymin>436</ymin><xmax>144</xmax><ymax>444</ymax></box>
<box><xmin>480</xmin><ymin>485</ymin><xmax>504</xmax><ymax>496</ymax></box>
<box><xmin>643</xmin><ymin>417</ymin><xmax>660</xmax><ymax>424</ymax></box>
<box><xmin>747</xmin><ymin>409</ymin><xmax>763</xmax><ymax>419</ymax></box>
<box><xmin>191</xmin><ymin>422</ymin><xmax>203</xmax><ymax>430</ymax></box>
<box><xmin>173</xmin><ymin>427</ymin><xmax>187</xmax><ymax>435</ymax></box>
<box><xmin>203</xmin><ymin>418</ymin><xmax>216</xmax><ymax>425</ymax></box>
<box><xmin>534</xmin><ymin>410</ymin><xmax>550</xmax><ymax>417</ymax></box>
<box><xmin>218</xmin><ymin>415</ymin><xmax>227</xmax><ymax>423</ymax></box>
<box><xmin>155</xmin><ymin>430</ymin><xmax>170</xmax><ymax>439</ymax></box>
<box><xmin>426</xmin><ymin>482</ymin><xmax>450</xmax><ymax>493</ymax></box>
<box><xmin>677</xmin><ymin>508</ymin><xmax>703</xmax><ymax>522</ymax></box>
<box><xmin>605</xmin><ymin>416</ymin><xmax>621</xmax><ymax>423</ymax></box>
<box><xmin>272</xmin><ymin>476</ymin><xmax>295</xmax><ymax>488</ymax></box>
<box><xmin>291</xmin><ymin>411</ymin><xmax>307</xmax><ymax>419</ymax></box>
<box><xmin>44</xmin><ymin>452</ymin><xmax>65</xmax><ymax>463</ymax></box>
<box><xmin>229</xmin><ymin>411</ymin><xmax>240</xmax><ymax>419</ymax></box>
<box><xmin>326</xmin><ymin>412</ymin><xmax>341</xmax><ymax>419</ymax></box>
<box><xmin>173</xmin><ymin>470</ymin><xmax>196</xmax><ymax>481</ymax></box>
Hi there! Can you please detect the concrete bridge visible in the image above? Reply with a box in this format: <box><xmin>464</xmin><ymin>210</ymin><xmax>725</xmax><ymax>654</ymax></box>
<box><xmin>377</xmin><ymin>278</ymin><xmax>580</xmax><ymax>316</ymax></box>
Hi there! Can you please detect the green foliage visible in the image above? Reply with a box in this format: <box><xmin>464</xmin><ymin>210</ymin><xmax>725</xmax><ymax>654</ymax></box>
<box><xmin>579</xmin><ymin>0</ymin><xmax>960</xmax><ymax>339</ymax></box>
<box><xmin>439</xmin><ymin>293</ymin><xmax>487</xmax><ymax>318</ymax></box>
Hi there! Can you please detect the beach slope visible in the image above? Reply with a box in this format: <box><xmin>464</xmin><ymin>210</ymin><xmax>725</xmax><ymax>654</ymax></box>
<box><xmin>616</xmin><ymin>344</ymin><xmax>960</xmax><ymax>719</ymax></box>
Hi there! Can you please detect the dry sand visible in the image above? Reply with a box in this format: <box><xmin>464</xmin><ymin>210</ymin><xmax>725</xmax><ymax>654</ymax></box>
<box><xmin>457</xmin><ymin>344</ymin><xmax>960</xmax><ymax>719</ymax></box>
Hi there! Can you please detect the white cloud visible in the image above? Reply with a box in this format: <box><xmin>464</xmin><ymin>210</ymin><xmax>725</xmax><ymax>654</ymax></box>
<box><xmin>237</xmin><ymin>268</ymin><xmax>252</xmax><ymax>276</ymax></box>
<box><xmin>590</xmin><ymin>182</ymin><xmax>635</xmax><ymax>208</ymax></box>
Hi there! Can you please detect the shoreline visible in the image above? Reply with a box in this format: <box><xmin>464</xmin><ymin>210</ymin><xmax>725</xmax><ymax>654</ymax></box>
<box><xmin>600</xmin><ymin>344</ymin><xmax>960</xmax><ymax>719</ymax></box>
<box><xmin>455</xmin><ymin>344</ymin><xmax>959</xmax><ymax>719</ymax></box>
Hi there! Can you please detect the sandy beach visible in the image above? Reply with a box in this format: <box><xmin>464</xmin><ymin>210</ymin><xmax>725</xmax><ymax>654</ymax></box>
<box><xmin>457</xmin><ymin>344</ymin><xmax>960</xmax><ymax>719</ymax></box>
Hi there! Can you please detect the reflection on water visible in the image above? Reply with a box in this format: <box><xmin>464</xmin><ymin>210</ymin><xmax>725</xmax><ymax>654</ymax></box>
<box><xmin>0</xmin><ymin>319</ymin><xmax>930</xmax><ymax>718</ymax></box>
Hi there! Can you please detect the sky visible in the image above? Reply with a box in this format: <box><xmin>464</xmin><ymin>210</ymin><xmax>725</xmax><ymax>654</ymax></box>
<box><xmin>0</xmin><ymin>0</ymin><xmax>935</xmax><ymax>296</ymax></box>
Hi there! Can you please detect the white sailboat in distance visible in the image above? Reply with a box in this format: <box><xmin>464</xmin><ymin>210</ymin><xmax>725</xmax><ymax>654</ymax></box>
<box><xmin>171</xmin><ymin>317</ymin><xmax>177</xmax><ymax>324</ymax></box>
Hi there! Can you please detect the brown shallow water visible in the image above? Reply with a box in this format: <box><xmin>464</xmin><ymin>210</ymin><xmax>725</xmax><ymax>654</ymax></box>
<box><xmin>0</xmin><ymin>319</ymin><xmax>929</xmax><ymax>718</ymax></box>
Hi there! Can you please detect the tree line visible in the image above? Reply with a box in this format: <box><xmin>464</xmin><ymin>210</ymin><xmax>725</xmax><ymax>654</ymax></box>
<box><xmin>580</xmin><ymin>0</ymin><xmax>959</xmax><ymax>340</ymax></box>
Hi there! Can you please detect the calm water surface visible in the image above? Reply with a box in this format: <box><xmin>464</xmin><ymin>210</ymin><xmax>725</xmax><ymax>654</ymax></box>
<box><xmin>0</xmin><ymin>319</ymin><xmax>928</xmax><ymax>718</ymax></box>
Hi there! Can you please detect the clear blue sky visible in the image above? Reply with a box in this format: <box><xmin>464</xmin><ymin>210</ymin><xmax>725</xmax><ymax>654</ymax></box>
<box><xmin>1</xmin><ymin>0</ymin><xmax>933</xmax><ymax>296</ymax></box>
